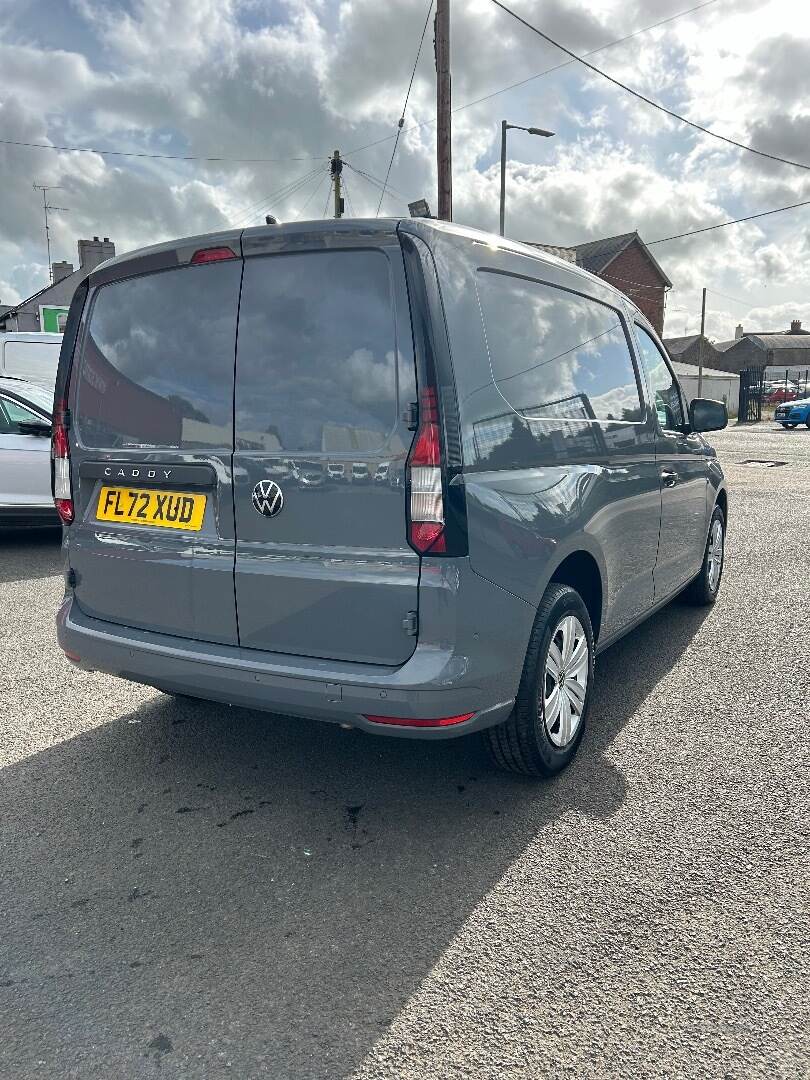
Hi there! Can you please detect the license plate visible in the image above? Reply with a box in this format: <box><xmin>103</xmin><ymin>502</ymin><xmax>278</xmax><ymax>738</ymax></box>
<box><xmin>96</xmin><ymin>486</ymin><xmax>206</xmax><ymax>530</ymax></box>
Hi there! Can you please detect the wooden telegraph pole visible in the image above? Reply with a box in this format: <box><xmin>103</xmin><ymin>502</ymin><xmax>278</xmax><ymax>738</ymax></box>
<box><xmin>435</xmin><ymin>0</ymin><xmax>452</xmax><ymax>221</ymax></box>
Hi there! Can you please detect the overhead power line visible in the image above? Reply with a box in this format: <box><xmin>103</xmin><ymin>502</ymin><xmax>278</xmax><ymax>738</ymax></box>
<box><xmin>376</xmin><ymin>0</ymin><xmax>434</xmax><ymax>216</ymax></box>
<box><xmin>343</xmin><ymin>162</ymin><xmax>409</xmax><ymax>209</ymax></box>
<box><xmin>229</xmin><ymin>166</ymin><xmax>325</xmax><ymax>225</ymax></box>
<box><xmin>489</xmin><ymin>0</ymin><xmax>810</xmax><ymax>175</ymax></box>
<box><xmin>648</xmin><ymin>197</ymin><xmax>810</xmax><ymax>244</ymax></box>
<box><xmin>322</xmin><ymin>178</ymin><xmax>334</xmax><ymax>219</ymax></box>
<box><xmin>294</xmin><ymin>170</ymin><xmax>330</xmax><ymax>220</ymax></box>
<box><xmin>0</xmin><ymin>136</ymin><xmax>323</xmax><ymax>164</ymax></box>
<box><xmin>346</xmin><ymin>0</ymin><xmax>723</xmax><ymax>156</ymax></box>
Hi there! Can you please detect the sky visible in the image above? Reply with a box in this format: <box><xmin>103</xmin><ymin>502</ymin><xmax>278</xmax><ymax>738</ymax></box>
<box><xmin>1</xmin><ymin>0</ymin><xmax>809</xmax><ymax>342</ymax></box>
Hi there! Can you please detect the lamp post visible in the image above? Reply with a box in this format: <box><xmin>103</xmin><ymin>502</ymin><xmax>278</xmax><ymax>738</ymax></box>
<box><xmin>499</xmin><ymin>121</ymin><xmax>555</xmax><ymax>237</ymax></box>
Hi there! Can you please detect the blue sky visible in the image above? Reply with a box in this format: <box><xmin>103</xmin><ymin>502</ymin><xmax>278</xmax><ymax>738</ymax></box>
<box><xmin>1</xmin><ymin>0</ymin><xmax>809</xmax><ymax>339</ymax></box>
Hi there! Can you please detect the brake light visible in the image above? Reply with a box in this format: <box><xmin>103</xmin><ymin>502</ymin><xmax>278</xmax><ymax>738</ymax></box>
<box><xmin>364</xmin><ymin>712</ymin><xmax>475</xmax><ymax>728</ymax></box>
<box><xmin>407</xmin><ymin>386</ymin><xmax>446</xmax><ymax>554</ymax></box>
<box><xmin>190</xmin><ymin>246</ymin><xmax>237</xmax><ymax>265</ymax></box>
<box><xmin>51</xmin><ymin>400</ymin><xmax>73</xmax><ymax>525</ymax></box>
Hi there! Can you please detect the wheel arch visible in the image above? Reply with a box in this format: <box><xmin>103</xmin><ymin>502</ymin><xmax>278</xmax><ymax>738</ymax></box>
<box><xmin>547</xmin><ymin>549</ymin><xmax>604</xmax><ymax>642</ymax></box>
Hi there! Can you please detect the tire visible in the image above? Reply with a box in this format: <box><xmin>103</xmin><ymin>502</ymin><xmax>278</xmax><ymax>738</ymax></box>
<box><xmin>782</xmin><ymin>423</ymin><xmax>798</xmax><ymax>429</ymax></box>
<box><xmin>805</xmin><ymin>418</ymin><xmax>810</xmax><ymax>429</ymax></box>
<box><xmin>682</xmin><ymin>504</ymin><xmax>725</xmax><ymax>606</ymax></box>
<box><xmin>485</xmin><ymin>583</ymin><xmax>594</xmax><ymax>778</ymax></box>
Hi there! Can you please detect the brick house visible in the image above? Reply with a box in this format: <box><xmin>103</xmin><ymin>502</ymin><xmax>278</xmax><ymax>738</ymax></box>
<box><xmin>527</xmin><ymin>231</ymin><xmax>672</xmax><ymax>335</ymax></box>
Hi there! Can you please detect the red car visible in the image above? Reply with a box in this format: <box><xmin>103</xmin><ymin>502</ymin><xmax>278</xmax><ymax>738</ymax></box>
<box><xmin>767</xmin><ymin>387</ymin><xmax>801</xmax><ymax>404</ymax></box>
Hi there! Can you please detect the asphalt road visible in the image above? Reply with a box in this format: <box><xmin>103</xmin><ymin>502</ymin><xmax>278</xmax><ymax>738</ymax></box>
<box><xmin>1</xmin><ymin>423</ymin><xmax>808</xmax><ymax>1080</ymax></box>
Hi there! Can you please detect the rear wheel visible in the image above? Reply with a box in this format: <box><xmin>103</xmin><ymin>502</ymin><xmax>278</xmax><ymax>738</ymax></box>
<box><xmin>485</xmin><ymin>583</ymin><xmax>594</xmax><ymax>777</ymax></box>
<box><xmin>782</xmin><ymin>422</ymin><xmax>798</xmax><ymax>429</ymax></box>
<box><xmin>683</xmin><ymin>504</ymin><xmax>725</xmax><ymax>606</ymax></box>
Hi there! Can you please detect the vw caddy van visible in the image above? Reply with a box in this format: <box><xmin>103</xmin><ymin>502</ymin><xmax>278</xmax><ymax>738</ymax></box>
<box><xmin>53</xmin><ymin>219</ymin><xmax>728</xmax><ymax>776</ymax></box>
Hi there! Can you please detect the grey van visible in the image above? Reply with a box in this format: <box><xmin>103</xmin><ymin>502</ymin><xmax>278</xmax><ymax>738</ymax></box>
<box><xmin>53</xmin><ymin>219</ymin><xmax>727</xmax><ymax>777</ymax></box>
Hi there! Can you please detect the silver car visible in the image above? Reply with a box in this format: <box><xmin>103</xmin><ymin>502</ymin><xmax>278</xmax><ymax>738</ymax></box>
<box><xmin>0</xmin><ymin>376</ymin><xmax>57</xmax><ymax>527</ymax></box>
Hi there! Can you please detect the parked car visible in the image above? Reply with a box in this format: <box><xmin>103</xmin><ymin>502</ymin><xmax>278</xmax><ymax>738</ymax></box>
<box><xmin>767</xmin><ymin>387</ymin><xmax>801</xmax><ymax>404</ymax></box>
<box><xmin>326</xmin><ymin>462</ymin><xmax>346</xmax><ymax>482</ymax></box>
<box><xmin>53</xmin><ymin>219</ymin><xmax>728</xmax><ymax>777</ymax></box>
<box><xmin>774</xmin><ymin>397</ymin><xmax>810</xmax><ymax>428</ymax></box>
<box><xmin>351</xmin><ymin>462</ymin><xmax>369</xmax><ymax>483</ymax></box>
<box><xmin>0</xmin><ymin>376</ymin><xmax>59</xmax><ymax>527</ymax></box>
<box><xmin>374</xmin><ymin>461</ymin><xmax>390</xmax><ymax>483</ymax></box>
<box><xmin>0</xmin><ymin>332</ymin><xmax>63</xmax><ymax>390</ymax></box>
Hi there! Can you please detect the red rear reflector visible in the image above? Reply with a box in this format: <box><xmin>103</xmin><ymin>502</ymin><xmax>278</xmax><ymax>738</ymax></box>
<box><xmin>62</xmin><ymin>648</ymin><xmax>81</xmax><ymax>663</ymax></box>
<box><xmin>190</xmin><ymin>246</ymin><xmax>237</xmax><ymax>265</ymax></box>
<box><xmin>364</xmin><ymin>712</ymin><xmax>475</xmax><ymax>728</ymax></box>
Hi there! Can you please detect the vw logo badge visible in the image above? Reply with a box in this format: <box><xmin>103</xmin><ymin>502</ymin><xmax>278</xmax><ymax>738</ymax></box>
<box><xmin>252</xmin><ymin>479</ymin><xmax>284</xmax><ymax>518</ymax></box>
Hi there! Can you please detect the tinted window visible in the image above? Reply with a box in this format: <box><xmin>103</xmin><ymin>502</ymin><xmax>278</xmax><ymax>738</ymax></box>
<box><xmin>235</xmin><ymin>250</ymin><xmax>402</xmax><ymax>453</ymax></box>
<box><xmin>634</xmin><ymin>325</ymin><xmax>684</xmax><ymax>430</ymax></box>
<box><xmin>477</xmin><ymin>271</ymin><xmax>644</xmax><ymax>424</ymax></box>
<box><xmin>76</xmin><ymin>261</ymin><xmax>242</xmax><ymax>450</ymax></box>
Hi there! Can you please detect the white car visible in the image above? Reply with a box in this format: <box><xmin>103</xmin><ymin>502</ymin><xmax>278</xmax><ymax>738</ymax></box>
<box><xmin>0</xmin><ymin>332</ymin><xmax>62</xmax><ymax>390</ymax></box>
<box><xmin>0</xmin><ymin>377</ymin><xmax>58</xmax><ymax>527</ymax></box>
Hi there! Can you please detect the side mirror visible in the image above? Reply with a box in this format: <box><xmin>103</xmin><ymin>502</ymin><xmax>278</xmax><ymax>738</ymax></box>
<box><xmin>17</xmin><ymin>420</ymin><xmax>52</xmax><ymax>437</ymax></box>
<box><xmin>689</xmin><ymin>398</ymin><xmax>728</xmax><ymax>434</ymax></box>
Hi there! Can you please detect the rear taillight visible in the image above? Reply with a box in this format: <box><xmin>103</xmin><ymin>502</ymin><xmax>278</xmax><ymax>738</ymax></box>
<box><xmin>407</xmin><ymin>386</ymin><xmax>446</xmax><ymax>554</ymax></box>
<box><xmin>51</xmin><ymin>400</ymin><xmax>73</xmax><ymax>524</ymax></box>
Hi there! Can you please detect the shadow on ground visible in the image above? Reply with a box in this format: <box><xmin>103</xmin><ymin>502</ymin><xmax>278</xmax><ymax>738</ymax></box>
<box><xmin>1</xmin><ymin>601</ymin><xmax>708</xmax><ymax>1079</ymax></box>
<box><xmin>0</xmin><ymin>527</ymin><xmax>62</xmax><ymax>584</ymax></box>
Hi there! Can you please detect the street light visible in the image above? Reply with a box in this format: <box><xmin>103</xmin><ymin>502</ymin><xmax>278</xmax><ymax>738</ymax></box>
<box><xmin>499</xmin><ymin>121</ymin><xmax>555</xmax><ymax>237</ymax></box>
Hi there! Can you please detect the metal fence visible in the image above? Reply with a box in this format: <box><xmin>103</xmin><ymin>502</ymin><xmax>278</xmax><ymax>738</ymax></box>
<box><xmin>738</xmin><ymin>366</ymin><xmax>810</xmax><ymax>423</ymax></box>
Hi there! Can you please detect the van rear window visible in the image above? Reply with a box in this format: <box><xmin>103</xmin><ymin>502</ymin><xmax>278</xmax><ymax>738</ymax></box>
<box><xmin>75</xmin><ymin>261</ymin><xmax>242</xmax><ymax>450</ymax></box>
<box><xmin>235</xmin><ymin>250</ymin><xmax>401</xmax><ymax>453</ymax></box>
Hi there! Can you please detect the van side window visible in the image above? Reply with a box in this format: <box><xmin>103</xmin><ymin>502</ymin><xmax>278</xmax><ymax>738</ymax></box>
<box><xmin>75</xmin><ymin>261</ymin><xmax>242</xmax><ymax>450</ymax></box>
<box><xmin>235</xmin><ymin>250</ymin><xmax>402</xmax><ymax>454</ymax></box>
<box><xmin>476</xmin><ymin>271</ymin><xmax>644</xmax><ymax>425</ymax></box>
<box><xmin>634</xmin><ymin>325</ymin><xmax>685</xmax><ymax>431</ymax></box>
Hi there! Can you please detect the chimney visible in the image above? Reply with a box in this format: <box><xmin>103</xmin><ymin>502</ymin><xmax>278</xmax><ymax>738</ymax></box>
<box><xmin>78</xmin><ymin>237</ymin><xmax>116</xmax><ymax>273</ymax></box>
<box><xmin>790</xmin><ymin>319</ymin><xmax>802</xmax><ymax>334</ymax></box>
<box><xmin>51</xmin><ymin>260</ymin><xmax>74</xmax><ymax>284</ymax></box>
<box><xmin>735</xmin><ymin>324</ymin><xmax>743</xmax><ymax>340</ymax></box>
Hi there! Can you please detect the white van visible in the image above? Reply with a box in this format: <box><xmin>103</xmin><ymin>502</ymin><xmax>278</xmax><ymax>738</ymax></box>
<box><xmin>0</xmin><ymin>332</ymin><xmax>63</xmax><ymax>391</ymax></box>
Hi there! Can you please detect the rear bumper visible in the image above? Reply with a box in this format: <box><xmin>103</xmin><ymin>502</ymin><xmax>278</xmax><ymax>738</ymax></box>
<box><xmin>57</xmin><ymin>594</ymin><xmax>516</xmax><ymax>739</ymax></box>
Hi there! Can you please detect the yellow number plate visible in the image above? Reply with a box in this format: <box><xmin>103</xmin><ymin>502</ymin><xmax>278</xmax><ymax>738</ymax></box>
<box><xmin>96</xmin><ymin>486</ymin><xmax>206</xmax><ymax>530</ymax></box>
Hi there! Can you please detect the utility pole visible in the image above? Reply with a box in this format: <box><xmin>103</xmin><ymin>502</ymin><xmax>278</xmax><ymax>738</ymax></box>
<box><xmin>435</xmin><ymin>0</ymin><xmax>452</xmax><ymax>221</ymax></box>
<box><xmin>697</xmin><ymin>287</ymin><xmax>706</xmax><ymax>398</ymax></box>
<box><xmin>331</xmin><ymin>151</ymin><xmax>344</xmax><ymax>219</ymax></box>
<box><xmin>33</xmin><ymin>183</ymin><xmax>70</xmax><ymax>283</ymax></box>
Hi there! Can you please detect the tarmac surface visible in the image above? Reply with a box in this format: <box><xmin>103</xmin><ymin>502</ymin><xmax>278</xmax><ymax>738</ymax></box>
<box><xmin>1</xmin><ymin>422</ymin><xmax>808</xmax><ymax>1079</ymax></box>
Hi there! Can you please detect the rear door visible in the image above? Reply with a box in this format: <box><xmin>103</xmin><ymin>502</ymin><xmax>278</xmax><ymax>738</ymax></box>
<box><xmin>68</xmin><ymin>253</ymin><xmax>242</xmax><ymax>644</ymax></box>
<box><xmin>232</xmin><ymin>232</ymin><xmax>419</xmax><ymax>666</ymax></box>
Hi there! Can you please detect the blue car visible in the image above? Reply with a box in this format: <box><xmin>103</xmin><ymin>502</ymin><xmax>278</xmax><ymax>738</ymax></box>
<box><xmin>774</xmin><ymin>397</ymin><xmax>810</xmax><ymax>428</ymax></box>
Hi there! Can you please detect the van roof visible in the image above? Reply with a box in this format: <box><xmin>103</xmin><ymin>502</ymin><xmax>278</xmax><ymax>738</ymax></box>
<box><xmin>89</xmin><ymin>217</ymin><xmax>637</xmax><ymax>314</ymax></box>
<box><xmin>0</xmin><ymin>331</ymin><xmax>63</xmax><ymax>343</ymax></box>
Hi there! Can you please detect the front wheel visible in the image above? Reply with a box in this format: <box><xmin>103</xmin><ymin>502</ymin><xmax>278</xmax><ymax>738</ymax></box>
<box><xmin>485</xmin><ymin>583</ymin><xmax>594</xmax><ymax>777</ymax></box>
<box><xmin>683</xmin><ymin>505</ymin><xmax>725</xmax><ymax>606</ymax></box>
<box><xmin>782</xmin><ymin>422</ymin><xmax>798</xmax><ymax>429</ymax></box>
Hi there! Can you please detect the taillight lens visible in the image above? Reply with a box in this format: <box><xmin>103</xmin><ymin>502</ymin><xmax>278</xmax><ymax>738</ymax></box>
<box><xmin>407</xmin><ymin>387</ymin><xmax>446</xmax><ymax>554</ymax></box>
<box><xmin>51</xmin><ymin>401</ymin><xmax>73</xmax><ymax>524</ymax></box>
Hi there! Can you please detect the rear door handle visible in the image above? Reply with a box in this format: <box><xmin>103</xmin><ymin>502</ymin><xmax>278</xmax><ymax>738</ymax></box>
<box><xmin>660</xmin><ymin>469</ymin><xmax>677</xmax><ymax>487</ymax></box>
